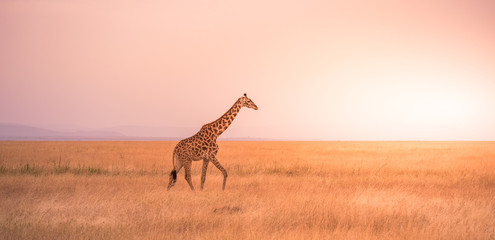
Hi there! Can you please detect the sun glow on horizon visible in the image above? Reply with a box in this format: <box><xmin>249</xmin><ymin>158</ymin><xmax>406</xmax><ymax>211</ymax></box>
<box><xmin>390</xmin><ymin>74</ymin><xmax>478</xmax><ymax>129</ymax></box>
<box><xmin>407</xmin><ymin>89</ymin><xmax>473</xmax><ymax>127</ymax></box>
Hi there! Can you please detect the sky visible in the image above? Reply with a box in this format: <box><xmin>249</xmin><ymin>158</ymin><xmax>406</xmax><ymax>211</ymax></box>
<box><xmin>1</xmin><ymin>0</ymin><xmax>494</xmax><ymax>140</ymax></box>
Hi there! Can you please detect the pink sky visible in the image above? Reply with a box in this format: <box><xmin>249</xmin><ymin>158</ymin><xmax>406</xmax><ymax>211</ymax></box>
<box><xmin>1</xmin><ymin>0</ymin><xmax>494</xmax><ymax>140</ymax></box>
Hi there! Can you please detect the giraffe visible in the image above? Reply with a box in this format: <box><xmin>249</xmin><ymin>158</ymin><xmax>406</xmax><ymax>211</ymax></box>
<box><xmin>167</xmin><ymin>93</ymin><xmax>258</xmax><ymax>191</ymax></box>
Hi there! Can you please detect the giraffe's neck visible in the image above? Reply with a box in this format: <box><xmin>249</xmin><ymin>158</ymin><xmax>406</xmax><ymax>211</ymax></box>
<box><xmin>206</xmin><ymin>99</ymin><xmax>242</xmax><ymax>137</ymax></box>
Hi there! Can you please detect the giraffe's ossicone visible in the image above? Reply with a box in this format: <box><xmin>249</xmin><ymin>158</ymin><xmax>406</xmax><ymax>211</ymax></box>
<box><xmin>167</xmin><ymin>93</ymin><xmax>258</xmax><ymax>191</ymax></box>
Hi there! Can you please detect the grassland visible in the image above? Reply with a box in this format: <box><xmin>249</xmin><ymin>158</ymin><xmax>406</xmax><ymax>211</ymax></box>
<box><xmin>0</xmin><ymin>141</ymin><xmax>494</xmax><ymax>239</ymax></box>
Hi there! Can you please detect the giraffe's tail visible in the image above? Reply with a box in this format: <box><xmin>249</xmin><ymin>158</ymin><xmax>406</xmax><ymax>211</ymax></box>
<box><xmin>170</xmin><ymin>149</ymin><xmax>177</xmax><ymax>181</ymax></box>
<box><xmin>170</xmin><ymin>170</ymin><xmax>177</xmax><ymax>181</ymax></box>
<box><xmin>168</xmin><ymin>169</ymin><xmax>177</xmax><ymax>190</ymax></box>
<box><xmin>167</xmin><ymin>150</ymin><xmax>178</xmax><ymax>190</ymax></box>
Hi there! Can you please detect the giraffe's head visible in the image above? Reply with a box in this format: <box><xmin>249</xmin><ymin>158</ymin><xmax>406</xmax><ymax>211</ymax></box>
<box><xmin>240</xmin><ymin>93</ymin><xmax>258</xmax><ymax>110</ymax></box>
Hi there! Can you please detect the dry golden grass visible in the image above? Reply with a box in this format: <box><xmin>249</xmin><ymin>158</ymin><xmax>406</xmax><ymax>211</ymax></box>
<box><xmin>0</xmin><ymin>141</ymin><xmax>494</xmax><ymax>239</ymax></box>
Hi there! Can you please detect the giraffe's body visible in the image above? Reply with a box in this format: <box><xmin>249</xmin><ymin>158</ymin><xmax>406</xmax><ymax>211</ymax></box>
<box><xmin>167</xmin><ymin>94</ymin><xmax>258</xmax><ymax>190</ymax></box>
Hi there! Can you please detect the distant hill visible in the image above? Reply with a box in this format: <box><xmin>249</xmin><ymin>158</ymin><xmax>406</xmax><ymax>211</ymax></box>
<box><xmin>0</xmin><ymin>123</ymin><xmax>126</xmax><ymax>140</ymax></box>
<box><xmin>0</xmin><ymin>123</ymin><xmax>60</xmax><ymax>138</ymax></box>
<box><xmin>105</xmin><ymin>125</ymin><xmax>196</xmax><ymax>139</ymax></box>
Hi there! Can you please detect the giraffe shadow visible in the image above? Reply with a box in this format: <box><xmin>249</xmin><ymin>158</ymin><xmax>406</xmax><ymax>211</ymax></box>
<box><xmin>212</xmin><ymin>205</ymin><xmax>242</xmax><ymax>214</ymax></box>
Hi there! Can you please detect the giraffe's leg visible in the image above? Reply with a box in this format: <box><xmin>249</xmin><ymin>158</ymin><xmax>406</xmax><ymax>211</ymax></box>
<box><xmin>200</xmin><ymin>159</ymin><xmax>209</xmax><ymax>190</ymax></box>
<box><xmin>183</xmin><ymin>161</ymin><xmax>195</xmax><ymax>191</ymax></box>
<box><xmin>211</xmin><ymin>157</ymin><xmax>228</xmax><ymax>190</ymax></box>
<box><xmin>167</xmin><ymin>159</ymin><xmax>182</xmax><ymax>190</ymax></box>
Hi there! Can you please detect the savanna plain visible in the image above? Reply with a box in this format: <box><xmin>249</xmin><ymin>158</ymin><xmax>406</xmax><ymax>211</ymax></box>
<box><xmin>0</xmin><ymin>141</ymin><xmax>494</xmax><ymax>239</ymax></box>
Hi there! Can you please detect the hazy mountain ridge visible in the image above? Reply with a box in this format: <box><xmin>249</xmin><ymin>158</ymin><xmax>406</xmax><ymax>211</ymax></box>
<box><xmin>104</xmin><ymin>125</ymin><xmax>196</xmax><ymax>139</ymax></box>
<box><xmin>0</xmin><ymin>123</ymin><xmax>127</xmax><ymax>140</ymax></box>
